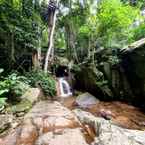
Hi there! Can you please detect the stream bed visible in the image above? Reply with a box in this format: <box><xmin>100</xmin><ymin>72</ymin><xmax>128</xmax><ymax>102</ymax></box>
<box><xmin>62</xmin><ymin>97</ymin><xmax>145</xmax><ymax>130</ymax></box>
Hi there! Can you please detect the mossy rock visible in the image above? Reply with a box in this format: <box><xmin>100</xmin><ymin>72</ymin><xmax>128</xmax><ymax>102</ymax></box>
<box><xmin>75</xmin><ymin>66</ymin><xmax>112</xmax><ymax>98</ymax></box>
<box><xmin>0</xmin><ymin>115</ymin><xmax>13</xmax><ymax>134</ymax></box>
<box><xmin>121</xmin><ymin>38</ymin><xmax>145</xmax><ymax>103</ymax></box>
<box><xmin>6</xmin><ymin>99</ymin><xmax>32</xmax><ymax>114</ymax></box>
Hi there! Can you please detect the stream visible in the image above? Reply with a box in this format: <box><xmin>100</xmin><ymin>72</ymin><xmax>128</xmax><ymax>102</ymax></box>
<box><xmin>58</xmin><ymin>77</ymin><xmax>145</xmax><ymax>130</ymax></box>
<box><xmin>0</xmin><ymin>78</ymin><xmax>145</xmax><ymax>145</ymax></box>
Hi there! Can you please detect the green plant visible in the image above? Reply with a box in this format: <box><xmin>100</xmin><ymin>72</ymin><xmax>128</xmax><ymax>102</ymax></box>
<box><xmin>130</xmin><ymin>23</ymin><xmax>145</xmax><ymax>41</ymax></box>
<box><xmin>0</xmin><ymin>98</ymin><xmax>7</xmax><ymax>110</ymax></box>
<box><xmin>0</xmin><ymin>70</ymin><xmax>30</xmax><ymax>102</ymax></box>
<box><xmin>6</xmin><ymin>73</ymin><xmax>30</xmax><ymax>97</ymax></box>
<box><xmin>0</xmin><ymin>68</ymin><xmax>8</xmax><ymax>109</ymax></box>
<box><xmin>27</xmin><ymin>70</ymin><xmax>56</xmax><ymax>97</ymax></box>
<box><xmin>0</xmin><ymin>87</ymin><xmax>7</xmax><ymax>110</ymax></box>
<box><xmin>96</xmin><ymin>0</ymin><xmax>140</xmax><ymax>48</ymax></box>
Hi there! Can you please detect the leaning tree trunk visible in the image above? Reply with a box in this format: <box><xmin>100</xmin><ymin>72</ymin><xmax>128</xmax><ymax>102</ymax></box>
<box><xmin>44</xmin><ymin>0</ymin><xmax>59</xmax><ymax>73</ymax></box>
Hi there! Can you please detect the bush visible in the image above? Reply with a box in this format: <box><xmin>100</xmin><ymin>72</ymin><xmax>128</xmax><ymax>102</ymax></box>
<box><xmin>130</xmin><ymin>23</ymin><xmax>145</xmax><ymax>41</ymax></box>
<box><xmin>6</xmin><ymin>73</ymin><xmax>30</xmax><ymax>98</ymax></box>
<box><xmin>0</xmin><ymin>70</ymin><xmax>30</xmax><ymax>102</ymax></box>
<box><xmin>27</xmin><ymin>70</ymin><xmax>56</xmax><ymax>97</ymax></box>
<box><xmin>0</xmin><ymin>68</ymin><xmax>8</xmax><ymax>108</ymax></box>
<box><xmin>96</xmin><ymin>0</ymin><xmax>140</xmax><ymax>48</ymax></box>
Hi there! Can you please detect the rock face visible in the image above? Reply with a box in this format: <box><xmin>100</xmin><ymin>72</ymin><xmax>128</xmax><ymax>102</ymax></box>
<box><xmin>75</xmin><ymin>66</ymin><xmax>113</xmax><ymax>98</ymax></box>
<box><xmin>74</xmin><ymin>109</ymin><xmax>145</xmax><ymax>145</ymax></box>
<box><xmin>0</xmin><ymin>101</ymin><xmax>88</xmax><ymax>145</ymax></box>
<box><xmin>21</xmin><ymin>88</ymin><xmax>44</xmax><ymax>104</ymax></box>
<box><xmin>120</xmin><ymin>38</ymin><xmax>145</xmax><ymax>105</ymax></box>
<box><xmin>1</xmin><ymin>100</ymin><xmax>145</xmax><ymax>145</ymax></box>
<box><xmin>35</xmin><ymin>128</ymin><xmax>88</xmax><ymax>145</ymax></box>
<box><xmin>73</xmin><ymin>38</ymin><xmax>145</xmax><ymax>105</ymax></box>
<box><xmin>9</xmin><ymin>99</ymin><xmax>32</xmax><ymax>114</ymax></box>
<box><xmin>0</xmin><ymin>114</ymin><xmax>13</xmax><ymax>134</ymax></box>
<box><xmin>76</xmin><ymin>92</ymin><xmax>99</xmax><ymax>108</ymax></box>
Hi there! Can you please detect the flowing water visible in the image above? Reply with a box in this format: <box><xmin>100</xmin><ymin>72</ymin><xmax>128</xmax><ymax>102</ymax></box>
<box><xmin>56</xmin><ymin>78</ymin><xmax>145</xmax><ymax>130</ymax></box>
<box><xmin>58</xmin><ymin>77</ymin><xmax>72</xmax><ymax>98</ymax></box>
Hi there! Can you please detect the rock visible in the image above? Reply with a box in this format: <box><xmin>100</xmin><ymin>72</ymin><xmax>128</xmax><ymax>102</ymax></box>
<box><xmin>35</xmin><ymin>128</ymin><xmax>88</xmax><ymax>145</ymax></box>
<box><xmin>0</xmin><ymin>114</ymin><xmax>13</xmax><ymax>134</ymax></box>
<box><xmin>25</xmin><ymin>101</ymin><xmax>80</xmax><ymax>132</ymax></box>
<box><xmin>121</xmin><ymin>38</ymin><xmax>145</xmax><ymax>54</ymax></box>
<box><xmin>21</xmin><ymin>88</ymin><xmax>43</xmax><ymax>104</ymax></box>
<box><xmin>98</xmin><ymin>109</ymin><xmax>114</xmax><ymax>120</ymax></box>
<box><xmin>1</xmin><ymin>101</ymin><xmax>84</xmax><ymax>145</ymax></box>
<box><xmin>7</xmin><ymin>101</ymin><xmax>83</xmax><ymax>145</ymax></box>
<box><xmin>120</xmin><ymin>38</ymin><xmax>145</xmax><ymax>105</ymax></box>
<box><xmin>76</xmin><ymin>92</ymin><xmax>99</xmax><ymax>108</ymax></box>
<box><xmin>10</xmin><ymin>99</ymin><xmax>32</xmax><ymax>114</ymax></box>
<box><xmin>75</xmin><ymin>66</ymin><xmax>113</xmax><ymax>98</ymax></box>
<box><xmin>111</xmin><ymin>65</ymin><xmax>134</xmax><ymax>100</ymax></box>
<box><xmin>16</xmin><ymin>118</ymin><xmax>38</xmax><ymax>145</ymax></box>
<box><xmin>74</xmin><ymin>109</ymin><xmax>145</xmax><ymax>145</ymax></box>
<box><xmin>0</xmin><ymin>128</ymin><xmax>21</xmax><ymax>145</ymax></box>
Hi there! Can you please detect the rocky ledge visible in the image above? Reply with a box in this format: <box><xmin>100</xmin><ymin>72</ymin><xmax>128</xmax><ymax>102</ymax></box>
<box><xmin>0</xmin><ymin>100</ymin><xmax>145</xmax><ymax>145</ymax></box>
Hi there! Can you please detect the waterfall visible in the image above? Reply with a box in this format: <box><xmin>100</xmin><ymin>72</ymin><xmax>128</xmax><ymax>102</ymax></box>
<box><xmin>58</xmin><ymin>77</ymin><xmax>72</xmax><ymax>97</ymax></box>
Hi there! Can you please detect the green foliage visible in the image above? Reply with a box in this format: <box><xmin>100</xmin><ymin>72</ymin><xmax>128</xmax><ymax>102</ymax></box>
<box><xmin>0</xmin><ymin>69</ymin><xmax>7</xmax><ymax>108</ymax></box>
<box><xmin>27</xmin><ymin>70</ymin><xmax>56</xmax><ymax>97</ymax></box>
<box><xmin>0</xmin><ymin>0</ymin><xmax>47</xmax><ymax>70</ymax></box>
<box><xmin>58</xmin><ymin>0</ymin><xmax>143</xmax><ymax>63</ymax></box>
<box><xmin>0</xmin><ymin>70</ymin><xmax>30</xmax><ymax>103</ymax></box>
<box><xmin>96</xmin><ymin>0</ymin><xmax>140</xmax><ymax>48</ymax></box>
<box><xmin>130</xmin><ymin>23</ymin><xmax>145</xmax><ymax>41</ymax></box>
<box><xmin>96</xmin><ymin>80</ymin><xmax>108</xmax><ymax>87</ymax></box>
<box><xmin>6</xmin><ymin>73</ymin><xmax>30</xmax><ymax>97</ymax></box>
<box><xmin>0</xmin><ymin>98</ymin><xmax>7</xmax><ymax>109</ymax></box>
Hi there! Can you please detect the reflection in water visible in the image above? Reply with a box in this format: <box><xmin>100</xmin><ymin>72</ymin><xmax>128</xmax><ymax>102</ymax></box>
<box><xmin>58</xmin><ymin>77</ymin><xmax>72</xmax><ymax>97</ymax></box>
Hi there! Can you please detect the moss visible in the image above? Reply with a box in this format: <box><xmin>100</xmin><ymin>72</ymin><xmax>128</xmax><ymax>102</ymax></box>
<box><xmin>6</xmin><ymin>99</ymin><xmax>32</xmax><ymax>114</ymax></box>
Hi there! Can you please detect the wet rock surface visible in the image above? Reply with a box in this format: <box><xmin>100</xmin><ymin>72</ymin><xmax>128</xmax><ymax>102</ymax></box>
<box><xmin>35</xmin><ymin>128</ymin><xmax>88</xmax><ymax>145</ymax></box>
<box><xmin>1</xmin><ymin>97</ymin><xmax>145</xmax><ymax>145</ymax></box>
<box><xmin>63</xmin><ymin>94</ymin><xmax>145</xmax><ymax>130</ymax></box>
<box><xmin>0</xmin><ymin>114</ymin><xmax>13</xmax><ymax>134</ymax></box>
<box><xmin>86</xmin><ymin>101</ymin><xmax>145</xmax><ymax>130</ymax></box>
<box><xmin>76</xmin><ymin>92</ymin><xmax>100</xmax><ymax>108</ymax></box>
<box><xmin>74</xmin><ymin>109</ymin><xmax>145</xmax><ymax>145</ymax></box>
<box><xmin>0</xmin><ymin>101</ymin><xmax>89</xmax><ymax>145</ymax></box>
<box><xmin>24</xmin><ymin>101</ymin><xmax>80</xmax><ymax>131</ymax></box>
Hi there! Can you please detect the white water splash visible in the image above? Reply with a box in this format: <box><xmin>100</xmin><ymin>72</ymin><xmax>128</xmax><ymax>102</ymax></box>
<box><xmin>58</xmin><ymin>77</ymin><xmax>72</xmax><ymax>98</ymax></box>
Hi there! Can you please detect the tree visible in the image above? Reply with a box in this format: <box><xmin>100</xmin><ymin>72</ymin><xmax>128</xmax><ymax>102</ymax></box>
<box><xmin>96</xmin><ymin>0</ymin><xmax>139</xmax><ymax>48</ymax></box>
<box><xmin>44</xmin><ymin>0</ymin><xmax>60</xmax><ymax>73</ymax></box>
<box><xmin>0</xmin><ymin>0</ymin><xmax>47</xmax><ymax>71</ymax></box>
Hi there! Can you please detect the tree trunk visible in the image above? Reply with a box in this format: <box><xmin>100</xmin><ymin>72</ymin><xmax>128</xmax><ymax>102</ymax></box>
<box><xmin>11</xmin><ymin>32</ymin><xmax>15</xmax><ymax>64</ymax></box>
<box><xmin>44</xmin><ymin>0</ymin><xmax>59</xmax><ymax>73</ymax></box>
<box><xmin>37</xmin><ymin>42</ymin><xmax>42</xmax><ymax>69</ymax></box>
<box><xmin>37</xmin><ymin>26</ymin><xmax>42</xmax><ymax>69</ymax></box>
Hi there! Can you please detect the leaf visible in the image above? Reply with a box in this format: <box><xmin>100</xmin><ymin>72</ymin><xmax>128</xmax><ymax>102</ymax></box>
<box><xmin>0</xmin><ymin>89</ymin><xmax>9</xmax><ymax>96</ymax></box>
<box><xmin>0</xmin><ymin>68</ymin><xmax>4</xmax><ymax>74</ymax></box>
<box><xmin>0</xmin><ymin>97</ymin><xmax>7</xmax><ymax>108</ymax></box>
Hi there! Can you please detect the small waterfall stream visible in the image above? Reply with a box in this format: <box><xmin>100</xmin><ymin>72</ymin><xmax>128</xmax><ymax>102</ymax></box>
<box><xmin>58</xmin><ymin>77</ymin><xmax>72</xmax><ymax>97</ymax></box>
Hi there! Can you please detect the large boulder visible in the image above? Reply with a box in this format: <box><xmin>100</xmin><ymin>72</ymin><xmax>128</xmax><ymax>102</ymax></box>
<box><xmin>120</xmin><ymin>38</ymin><xmax>145</xmax><ymax>105</ymax></box>
<box><xmin>74</xmin><ymin>109</ymin><xmax>145</xmax><ymax>145</ymax></box>
<box><xmin>75</xmin><ymin>66</ymin><xmax>113</xmax><ymax>98</ymax></box>
<box><xmin>76</xmin><ymin>92</ymin><xmax>100</xmax><ymax>108</ymax></box>
<box><xmin>35</xmin><ymin>128</ymin><xmax>88</xmax><ymax>145</ymax></box>
<box><xmin>0</xmin><ymin>101</ymin><xmax>89</xmax><ymax>145</ymax></box>
<box><xmin>6</xmin><ymin>99</ymin><xmax>32</xmax><ymax>115</ymax></box>
<box><xmin>21</xmin><ymin>88</ymin><xmax>44</xmax><ymax>104</ymax></box>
